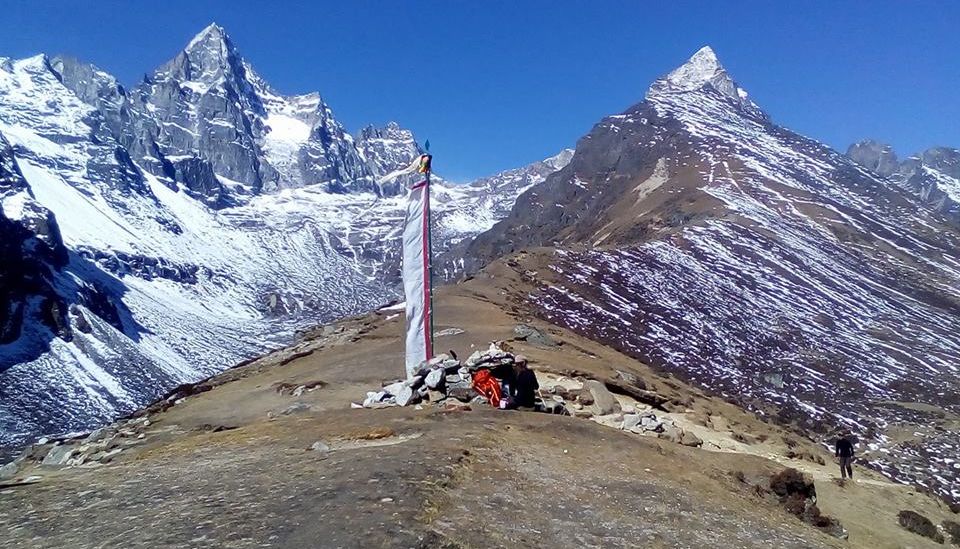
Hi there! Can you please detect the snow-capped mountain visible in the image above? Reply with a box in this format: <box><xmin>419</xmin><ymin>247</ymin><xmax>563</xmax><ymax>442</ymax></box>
<box><xmin>847</xmin><ymin>139</ymin><xmax>960</xmax><ymax>224</ymax></box>
<box><xmin>0</xmin><ymin>26</ymin><xmax>570</xmax><ymax>450</ymax></box>
<box><xmin>463</xmin><ymin>46</ymin><xmax>960</xmax><ymax>504</ymax></box>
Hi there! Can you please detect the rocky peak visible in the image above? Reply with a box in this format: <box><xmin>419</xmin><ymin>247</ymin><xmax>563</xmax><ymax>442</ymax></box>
<box><xmin>172</xmin><ymin>24</ymin><xmax>238</xmax><ymax>80</ymax></box>
<box><xmin>846</xmin><ymin>140</ymin><xmax>899</xmax><ymax>178</ymax></box>
<box><xmin>647</xmin><ymin>46</ymin><xmax>766</xmax><ymax>120</ymax></box>
<box><xmin>659</xmin><ymin>46</ymin><xmax>726</xmax><ymax>91</ymax></box>
<box><xmin>354</xmin><ymin>122</ymin><xmax>424</xmax><ymax>195</ymax></box>
<box><xmin>919</xmin><ymin>147</ymin><xmax>960</xmax><ymax>178</ymax></box>
<box><xmin>48</xmin><ymin>56</ymin><xmax>129</xmax><ymax>123</ymax></box>
<box><xmin>355</xmin><ymin>122</ymin><xmax>422</xmax><ymax>166</ymax></box>
<box><xmin>543</xmin><ymin>148</ymin><xmax>575</xmax><ymax>171</ymax></box>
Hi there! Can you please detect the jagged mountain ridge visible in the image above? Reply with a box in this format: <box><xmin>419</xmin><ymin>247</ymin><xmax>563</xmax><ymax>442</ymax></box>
<box><xmin>0</xmin><ymin>26</ymin><xmax>571</xmax><ymax>449</ymax></box>
<box><xmin>460</xmin><ymin>46</ymin><xmax>960</xmax><ymax>504</ymax></box>
<box><xmin>847</xmin><ymin>139</ymin><xmax>960</xmax><ymax>224</ymax></box>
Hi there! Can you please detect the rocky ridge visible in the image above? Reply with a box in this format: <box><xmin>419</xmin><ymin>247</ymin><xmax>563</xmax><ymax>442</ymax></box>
<box><xmin>847</xmin><ymin>139</ymin><xmax>960</xmax><ymax>224</ymax></box>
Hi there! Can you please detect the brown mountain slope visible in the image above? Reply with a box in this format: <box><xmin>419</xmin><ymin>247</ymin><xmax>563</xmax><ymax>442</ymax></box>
<box><xmin>1</xmin><ymin>260</ymin><xmax>954</xmax><ymax>549</ymax></box>
<box><xmin>448</xmin><ymin>47</ymin><xmax>960</xmax><ymax>506</ymax></box>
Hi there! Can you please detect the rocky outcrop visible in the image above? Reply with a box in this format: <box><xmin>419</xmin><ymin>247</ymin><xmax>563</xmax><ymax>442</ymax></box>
<box><xmin>847</xmin><ymin>140</ymin><xmax>960</xmax><ymax>223</ymax></box>
<box><xmin>354</xmin><ymin>122</ymin><xmax>424</xmax><ymax>196</ymax></box>
<box><xmin>846</xmin><ymin>140</ymin><xmax>899</xmax><ymax>178</ymax></box>
<box><xmin>0</xmin><ymin>132</ymin><xmax>71</xmax><ymax>353</ymax></box>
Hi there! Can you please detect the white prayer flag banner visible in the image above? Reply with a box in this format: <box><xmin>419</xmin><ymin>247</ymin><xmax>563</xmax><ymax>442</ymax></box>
<box><xmin>401</xmin><ymin>176</ymin><xmax>433</xmax><ymax>377</ymax></box>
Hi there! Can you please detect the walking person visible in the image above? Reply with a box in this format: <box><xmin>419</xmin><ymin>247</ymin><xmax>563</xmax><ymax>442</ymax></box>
<box><xmin>835</xmin><ymin>433</ymin><xmax>856</xmax><ymax>481</ymax></box>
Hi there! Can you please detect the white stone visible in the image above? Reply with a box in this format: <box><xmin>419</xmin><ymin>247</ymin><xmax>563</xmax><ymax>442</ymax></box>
<box><xmin>382</xmin><ymin>382</ymin><xmax>405</xmax><ymax>396</ymax></box>
<box><xmin>396</xmin><ymin>386</ymin><xmax>417</xmax><ymax>407</ymax></box>
<box><xmin>41</xmin><ymin>445</ymin><xmax>76</xmax><ymax>466</ymax></box>
<box><xmin>0</xmin><ymin>461</ymin><xmax>19</xmax><ymax>481</ymax></box>
<box><xmin>425</xmin><ymin>369</ymin><xmax>444</xmax><ymax>389</ymax></box>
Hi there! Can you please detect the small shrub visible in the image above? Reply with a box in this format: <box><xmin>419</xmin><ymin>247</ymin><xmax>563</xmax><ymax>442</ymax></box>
<box><xmin>942</xmin><ymin>519</ymin><xmax>960</xmax><ymax>545</ymax></box>
<box><xmin>898</xmin><ymin>510</ymin><xmax>944</xmax><ymax>544</ymax></box>
<box><xmin>770</xmin><ymin>468</ymin><xmax>815</xmax><ymax>500</ymax></box>
<box><xmin>783</xmin><ymin>493</ymin><xmax>808</xmax><ymax>517</ymax></box>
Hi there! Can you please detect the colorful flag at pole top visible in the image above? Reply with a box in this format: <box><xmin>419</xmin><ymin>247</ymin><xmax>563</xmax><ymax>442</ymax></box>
<box><xmin>418</xmin><ymin>154</ymin><xmax>432</xmax><ymax>174</ymax></box>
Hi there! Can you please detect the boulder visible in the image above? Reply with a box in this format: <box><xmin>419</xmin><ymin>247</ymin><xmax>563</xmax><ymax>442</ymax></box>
<box><xmin>396</xmin><ymin>386</ymin><xmax>419</xmax><ymax>407</ymax></box>
<box><xmin>425</xmin><ymin>369</ymin><xmax>445</xmax><ymax>390</ymax></box>
<box><xmin>405</xmin><ymin>375</ymin><xmax>426</xmax><ymax>391</ymax></box>
<box><xmin>570</xmin><ymin>407</ymin><xmax>594</xmax><ymax>419</ymax></box>
<box><xmin>592</xmin><ymin>412</ymin><xmax>624</xmax><ymax>427</ymax></box>
<box><xmin>680</xmin><ymin>430</ymin><xmax>703</xmax><ymax>448</ymax></box>
<box><xmin>281</xmin><ymin>402</ymin><xmax>313</xmax><ymax>415</ymax></box>
<box><xmin>84</xmin><ymin>426</ymin><xmax>115</xmax><ymax>443</ymax></box>
<box><xmin>640</xmin><ymin>413</ymin><xmax>664</xmax><ymax>432</ymax></box>
<box><xmin>465</xmin><ymin>350</ymin><xmax>484</xmax><ymax>366</ymax></box>
<box><xmin>425</xmin><ymin>354</ymin><xmax>450</xmax><ymax>368</ymax></box>
<box><xmin>445</xmin><ymin>374</ymin><xmax>464</xmax><ymax>385</ymax></box>
<box><xmin>0</xmin><ymin>460</ymin><xmax>20</xmax><ymax>480</ymax></box>
<box><xmin>22</xmin><ymin>443</ymin><xmax>53</xmax><ymax>461</ymax></box>
<box><xmin>96</xmin><ymin>449</ymin><xmax>123</xmax><ymax>464</ymax></box>
<box><xmin>658</xmin><ymin>424</ymin><xmax>682</xmax><ymax>444</ymax></box>
<box><xmin>584</xmin><ymin>380</ymin><xmax>621</xmax><ymax>415</ymax></box>
<box><xmin>426</xmin><ymin>389</ymin><xmax>446</xmax><ymax>402</ymax></box>
<box><xmin>440</xmin><ymin>359</ymin><xmax>462</xmax><ymax>371</ymax></box>
<box><xmin>382</xmin><ymin>381</ymin><xmax>406</xmax><ymax>396</ymax></box>
<box><xmin>310</xmin><ymin>441</ymin><xmax>331</xmax><ymax>453</ymax></box>
<box><xmin>622</xmin><ymin>414</ymin><xmax>642</xmax><ymax>431</ymax></box>
<box><xmin>41</xmin><ymin>445</ymin><xmax>76</xmax><ymax>466</ymax></box>
<box><xmin>513</xmin><ymin>324</ymin><xmax>558</xmax><ymax>347</ymax></box>
<box><xmin>447</xmin><ymin>381</ymin><xmax>479</xmax><ymax>402</ymax></box>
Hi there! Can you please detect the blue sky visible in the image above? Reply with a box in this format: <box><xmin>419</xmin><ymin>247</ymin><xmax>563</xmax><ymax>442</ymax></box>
<box><xmin>1</xmin><ymin>1</ymin><xmax>957</xmax><ymax>182</ymax></box>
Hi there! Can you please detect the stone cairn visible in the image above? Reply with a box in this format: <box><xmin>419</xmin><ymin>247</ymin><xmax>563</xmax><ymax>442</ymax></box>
<box><xmin>360</xmin><ymin>343</ymin><xmax>517</xmax><ymax>410</ymax></box>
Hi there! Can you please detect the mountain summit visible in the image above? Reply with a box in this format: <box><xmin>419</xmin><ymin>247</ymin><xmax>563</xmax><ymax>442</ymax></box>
<box><xmin>161</xmin><ymin>22</ymin><xmax>243</xmax><ymax>88</ymax></box>
<box><xmin>648</xmin><ymin>46</ymin><xmax>767</xmax><ymax>119</ymax></box>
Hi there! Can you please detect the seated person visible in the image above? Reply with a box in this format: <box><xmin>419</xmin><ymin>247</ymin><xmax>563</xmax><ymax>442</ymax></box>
<box><xmin>491</xmin><ymin>360</ymin><xmax>518</xmax><ymax>399</ymax></box>
<box><xmin>513</xmin><ymin>355</ymin><xmax>539</xmax><ymax>408</ymax></box>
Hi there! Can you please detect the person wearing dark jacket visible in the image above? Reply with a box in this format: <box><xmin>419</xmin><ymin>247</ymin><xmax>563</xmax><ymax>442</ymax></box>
<box><xmin>835</xmin><ymin>434</ymin><xmax>855</xmax><ymax>480</ymax></box>
<box><xmin>513</xmin><ymin>355</ymin><xmax>539</xmax><ymax>409</ymax></box>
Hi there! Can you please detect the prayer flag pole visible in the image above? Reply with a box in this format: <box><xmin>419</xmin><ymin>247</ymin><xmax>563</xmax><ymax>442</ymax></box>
<box><xmin>399</xmin><ymin>151</ymin><xmax>434</xmax><ymax>378</ymax></box>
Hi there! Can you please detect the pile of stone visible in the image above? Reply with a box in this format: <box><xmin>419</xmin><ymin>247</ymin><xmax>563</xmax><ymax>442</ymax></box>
<box><xmin>0</xmin><ymin>415</ymin><xmax>154</xmax><ymax>483</ymax></box>
<box><xmin>541</xmin><ymin>376</ymin><xmax>703</xmax><ymax>447</ymax></box>
<box><xmin>359</xmin><ymin>343</ymin><xmax>518</xmax><ymax>409</ymax></box>
<box><xmin>354</xmin><ymin>343</ymin><xmax>703</xmax><ymax>450</ymax></box>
